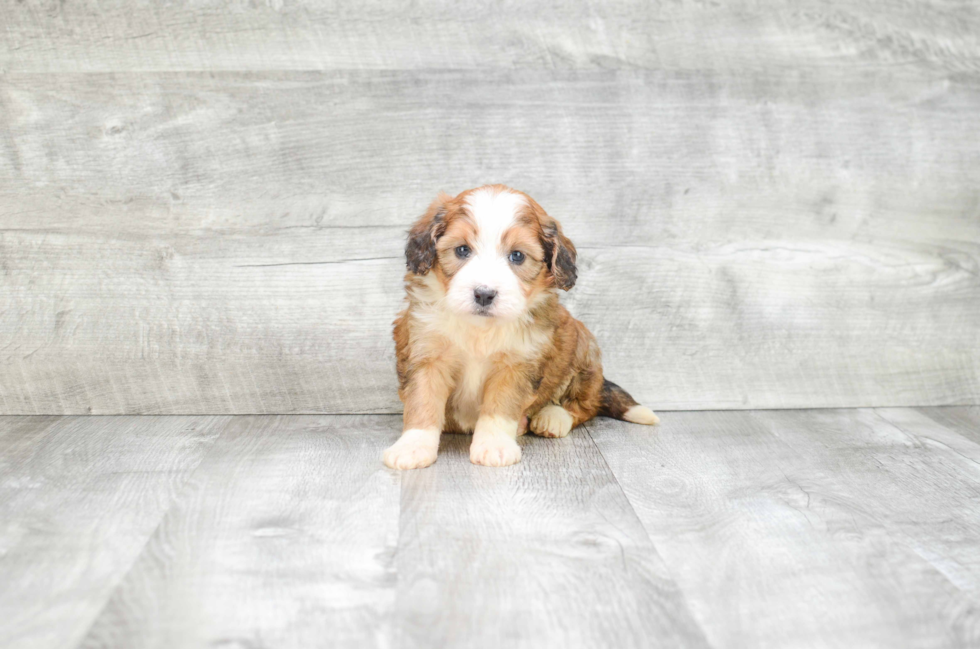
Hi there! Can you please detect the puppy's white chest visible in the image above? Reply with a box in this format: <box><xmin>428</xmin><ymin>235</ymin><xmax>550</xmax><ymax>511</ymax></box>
<box><xmin>436</xmin><ymin>311</ymin><xmax>545</xmax><ymax>360</ymax></box>
<box><xmin>426</xmin><ymin>308</ymin><xmax>548</xmax><ymax>431</ymax></box>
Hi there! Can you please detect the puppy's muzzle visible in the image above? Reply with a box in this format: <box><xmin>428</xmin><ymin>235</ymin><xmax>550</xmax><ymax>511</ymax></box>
<box><xmin>474</xmin><ymin>286</ymin><xmax>497</xmax><ymax>307</ymax></box>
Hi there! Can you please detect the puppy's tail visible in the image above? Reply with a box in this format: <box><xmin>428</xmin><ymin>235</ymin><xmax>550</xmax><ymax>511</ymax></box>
<box><xmin>598</xmin><ymin>379</ymin><xmax>660</xmax><ymax>425</ymax></box>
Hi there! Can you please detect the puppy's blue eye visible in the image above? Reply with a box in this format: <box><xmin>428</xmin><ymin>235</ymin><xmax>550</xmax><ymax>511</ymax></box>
<box><xmin>508</xmin><ymin>250</ymin><xmax>525</xmax><ymax>265</ymax></box>
<box><xmin>455</xmin><ymin>245</ymin><xmax>471</xmax><ymax>259</ymax></box>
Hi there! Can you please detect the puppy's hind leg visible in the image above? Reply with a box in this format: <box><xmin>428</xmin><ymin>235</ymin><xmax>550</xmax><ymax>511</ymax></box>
<box><xmin>529</xmin><ymin>404</ymin><xmax>575</xmax><ymax>438</ymax></box>
<box><xmin>531</xmin><ymin>371</ymin><xmax>607</xmax><ymax>438</ymax></box>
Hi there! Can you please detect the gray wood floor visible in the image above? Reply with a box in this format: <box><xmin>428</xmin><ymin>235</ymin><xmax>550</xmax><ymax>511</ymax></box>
<box><xmin>2</xmin><ymin>408</ymin><xmax>979</xmax><ymax>648</ymax></box>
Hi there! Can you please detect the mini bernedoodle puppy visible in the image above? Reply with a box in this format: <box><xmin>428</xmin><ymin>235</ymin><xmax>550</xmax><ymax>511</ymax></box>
<box><xmin>384</xmin><ymin>184</ymin><xmax>659</xmax><ymax>469</ymax></box>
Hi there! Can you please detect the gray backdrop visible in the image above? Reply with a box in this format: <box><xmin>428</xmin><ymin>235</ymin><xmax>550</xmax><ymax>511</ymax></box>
<box><xmin>1</xmin><ymin>1</ymin><xmax>978</xmax><ymax>414</ymax></box>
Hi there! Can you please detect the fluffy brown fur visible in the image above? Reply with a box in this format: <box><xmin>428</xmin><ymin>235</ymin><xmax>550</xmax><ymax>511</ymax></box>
<box><xmin>384</xmin><ymin>185</ymin><xmax>658</xmax><ymax>470</ymax></box>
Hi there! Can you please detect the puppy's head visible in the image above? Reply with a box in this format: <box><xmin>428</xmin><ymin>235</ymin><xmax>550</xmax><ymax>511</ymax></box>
<box><xmin>405</xmin><ymin>185</ymin><xmax>576</xmax><ymax>320</ymax></box>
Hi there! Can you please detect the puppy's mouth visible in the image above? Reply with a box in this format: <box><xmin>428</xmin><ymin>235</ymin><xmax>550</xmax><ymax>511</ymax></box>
<box><xmin>472</xmin><ymin>306</ymin><xmax>495</xmax><ymax>318</ymax></box>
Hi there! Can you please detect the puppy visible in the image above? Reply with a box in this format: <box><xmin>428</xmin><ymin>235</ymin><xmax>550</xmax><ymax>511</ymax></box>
<box><xmin>384</xmin><ymin>184</ymin><xmax>659</xmax><ymax>469</ymax></box>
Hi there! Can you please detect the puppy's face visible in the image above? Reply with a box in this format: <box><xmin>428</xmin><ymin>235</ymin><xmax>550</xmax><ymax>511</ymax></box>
<box><xmin>405</xmin><ymin>185</ymin><xmax>577</xmax><ymax>320</ymax></box>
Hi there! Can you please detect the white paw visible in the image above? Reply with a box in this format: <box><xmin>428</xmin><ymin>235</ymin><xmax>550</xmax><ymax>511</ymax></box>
<box><xmin>470</xmin><ymin>436</ymin><xmax>522</xmax><ymax>467</ymax></box>
<box><xmin>383</xmin><ymin>429</ymin><xmax>439</xmax><ymax>470</ymax></box>
<box><xmin>530</xmin><ymin>404</ymin><xmax>574</xmax><ymax>438</ymax></box>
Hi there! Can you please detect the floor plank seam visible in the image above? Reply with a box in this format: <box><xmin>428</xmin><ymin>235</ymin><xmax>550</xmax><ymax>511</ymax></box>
<box><xmin>867</xmin><ymin>408</ymin><xmax>980</xmax><ymax>596</ymax></box>
<box><xmin>66</xmin><ymin>415</ymin><xmax>232</xmax><ymax>649</ymax></box>
<box><xmin>580</xmin><ymin>420</ymin><xmax>717</xmax><ymax>648</ymax></box>
<box><xmin>915</xmin><ymin>407</ymin><xmax>980</xmax><ymax>448</ymax></box>
<box><xmin>878</xmin><ymin>408</ymin><xmax>980</xmax><ymax>465</ymax></box>
<box><xmin>391</xmin><ymin>461</ymin><xmax>406</xmax><ymax>649</ymax></box>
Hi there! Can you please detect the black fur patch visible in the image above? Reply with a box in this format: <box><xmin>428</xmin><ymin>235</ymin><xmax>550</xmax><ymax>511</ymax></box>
<box><xmin>553</xmin><ymin>244</ymin><xmax>577</xmax><ymax>289</ymax></box>
<box><xmin>542</xmin><ymin>224</ymin><xmax>577</xmax><ymax>290</ymax></box>
<box><xmin>598</xmin><ymin>379</ymin><xmax>639</xmax><ymax>420</ymax></box>
<box><xmin>530</xmin><ymin>374</ymin><xmax>543</xmax><ymax>392</ymax></box>
<box><xmin>405</xmin><ymin>209</ymin><xmax>445</xmax><ymax>274</ymax></box>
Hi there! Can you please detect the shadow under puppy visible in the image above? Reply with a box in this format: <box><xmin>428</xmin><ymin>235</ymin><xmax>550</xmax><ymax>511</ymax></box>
<box><xmin>385</xmin><ymin>184</ymin><xmax>659</xmax><ymax>469</ymax></box>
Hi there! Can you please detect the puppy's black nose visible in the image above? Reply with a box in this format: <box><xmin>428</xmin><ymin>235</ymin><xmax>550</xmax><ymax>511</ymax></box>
<box><xmin>474</xmin><ymin>287</ymin><xmax>497</xmax><ymax>307</ymax></box>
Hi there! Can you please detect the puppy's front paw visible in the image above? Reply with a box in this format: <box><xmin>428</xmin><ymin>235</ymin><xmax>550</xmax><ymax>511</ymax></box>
<box><xmin>530</xmin><ymin>404</ymin><xmax>574</xmax><ymax>438</ymax></box>
<box><xmin>470</xmin><ymin>437</ymin><xmax>521</xmax><ymax>467</ymax></box>
<box><xmin>383</xmin><ymin>429</ymin><xmax>438</xmax><ymax>470</ymax></box>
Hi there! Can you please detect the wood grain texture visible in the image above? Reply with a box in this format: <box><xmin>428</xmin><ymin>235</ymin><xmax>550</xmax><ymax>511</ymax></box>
<box><xmin>393</xmin><ymin>429</ymin><xmax>708</xmax><ymax>649</ymax></box>
<box><xmin>755</xmin><ymin>408</ymin><xmax>980</xmax><ymax>646</ymax></box>
<box><xmin>0</xmin><ymin>415</ymin><xmax>227</xmax><ymax>649</ymax></box>
<box><xmin>3</xmin><ymin>411</ymin><xmax>980</xmax><ymax>647</ymax></box>
<box><xmin>78</xmin><ymin>415</ymin><xmax>401</xmax><ymax>649</ymax></box>
<box><xmin>588</xmin><ymin>409</ymin><xmax>980</xmax><ymax>648</ymax></box>
<box><xmin>918</xmin><ymin>405</ymin><xmax>980</xmax><ymax>447</ymax></box>
<box><xmin>1</xmin><ymin>69</ymin><xmax>978</xmax><ymax>413</ymax></box>
<box><xmin>870</xmin><ymin>406</ymin><xmax>980</xmax><ymax>604</ymax></box>
<box><xmin>1</xmin><ymin>1</ymin><xmax>978</xmax><ymax>73</ymax></box>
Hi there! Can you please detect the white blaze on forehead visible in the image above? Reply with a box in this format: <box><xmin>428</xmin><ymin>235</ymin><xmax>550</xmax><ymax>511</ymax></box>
<box><xmin>464</xmin><ymin>187</ymin><xmax>525</xmax><ymax>254</ymax></box>
<box><xmin>446</xmin><ymin>187</ymin><xmax>528</xmax><ymax>321</ymax></box>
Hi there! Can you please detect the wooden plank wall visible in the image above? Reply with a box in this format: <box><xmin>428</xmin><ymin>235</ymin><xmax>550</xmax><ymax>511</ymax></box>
<box><xmin>1</xmin><ymin>1</ymin><xmax>979</xmax><ymax>414</ymax></box>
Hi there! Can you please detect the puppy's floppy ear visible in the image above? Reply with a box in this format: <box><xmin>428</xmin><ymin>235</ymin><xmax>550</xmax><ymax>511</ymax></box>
<box><xmin>405</xmin><ymin>193</ymin><xmax>451</xmax><ymax>274</ymax></box>
<box><xmin>539</xmin><ymin>214</ymin><xmax>577</xmax><ymax>291</ymax></box>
